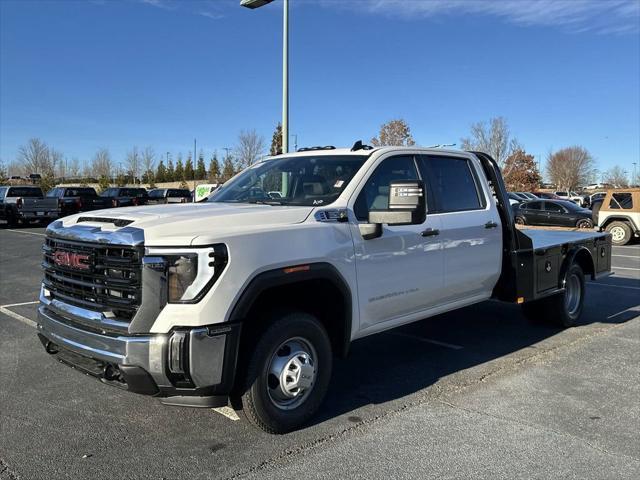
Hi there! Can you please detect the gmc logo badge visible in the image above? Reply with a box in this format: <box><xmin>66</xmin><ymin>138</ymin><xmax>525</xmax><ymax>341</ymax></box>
<box><xmin>52</xmin><ymin>251</ymin><xmax>91</xmax><ymax>270</ymax></box>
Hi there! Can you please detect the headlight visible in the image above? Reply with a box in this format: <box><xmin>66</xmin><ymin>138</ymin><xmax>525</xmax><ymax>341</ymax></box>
<box><xmin>145</xmin><ymin>244</ymin><xmax>228</xmax><ymax>303</ymax></box>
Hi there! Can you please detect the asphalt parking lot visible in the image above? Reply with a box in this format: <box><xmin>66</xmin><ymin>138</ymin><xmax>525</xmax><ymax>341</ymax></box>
<box><xmin>1</xmin><ymin>224</ymin><xmax>639</xmax><ymax>480</ymax></box>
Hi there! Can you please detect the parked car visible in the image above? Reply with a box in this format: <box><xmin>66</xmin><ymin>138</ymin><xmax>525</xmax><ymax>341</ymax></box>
<box><xmin>534</xmin><ymin>191</ymin><xmax>562</xmax><ymax>200</ymax></box>
<box><xmin>584</xmin><ymin>191</ymin><xmax>607</xmax><ymax>208</ymax></box>
<box><xmin>507</xmin><ymin>192</ymin><xmax>523</xmax><ymax>205</ymax></box>
<box><xmin>0</xmin><ymin>186</ymin><xmax>59</xmax><ymax>226</ymax></box>
<box><xmin>514</xmin><ymin>199</ymin><xmax>593</xmax><ymax>228</ymax></box>
<box><xmin>100</xmin><ymin>187</ymin><xmax>149</xmax><ymax>207</ymax></box>
<box><xmin>554</xmin><ymin>191</ymin><xmax>588</xmax><ymax>207</ymax></box>
<box><xmin>46</xmin><ymin>187</ymin><xmax>112</xmax><ymax>216</ymax></box>
<box><xmin>37</xmin><ymin>146</ymin><xmax>612</xmax><ymax>433</ymax></box>
<box><xmin>516</xmin><ymin>192</ymin><xmax>539</xmax><ymax>200</ymax></box>
<box><xmin>147</xmin><ymin>188</ymin><xmax>192</xmax><ymax>205</ymax></box>
<box><xmin>596</xmin><ymin>189</ymin><xmax>640</xmax><ymax>245</ymax></box>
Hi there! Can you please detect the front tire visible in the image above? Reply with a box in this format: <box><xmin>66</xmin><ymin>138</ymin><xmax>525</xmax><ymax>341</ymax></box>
<box><xmin>522</xmin><ymin>263</ymin><xmax>585</xmax><ymax>328</ymax></box>
<box><xmin>238</xmin><ymin>312</ymin><xmax>332</xmax><ymax>434</ymax></box>
<box><xmin>515</xmin><ymin>216</ymin><xmax>526</xmax><ymax>226</ymax></box>
<box><xmin>606</xmin><ymin>221</ymin><xmax>632</xmax><ymax>246</ymax></box>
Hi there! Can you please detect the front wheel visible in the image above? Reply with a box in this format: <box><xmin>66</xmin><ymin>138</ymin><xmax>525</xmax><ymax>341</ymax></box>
<box><xmin>522</xmin><ymin>263</ymin><xmax>585</xmax><ymax>328</ymax></box>
<box><xmin>238</xmin><ymin>312</ymin><xmax>332</xmax><ymax>434</ymax></box>
<box><xmin>514</xmin><ymin>216</ymin><xmax>526</xmax><ymax>226</ymax></box>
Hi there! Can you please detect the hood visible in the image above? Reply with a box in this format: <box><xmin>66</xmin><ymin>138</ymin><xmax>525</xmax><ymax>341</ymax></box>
<box><xmin>57</xmin><ymin>202</ymin><xmax>314</xmax><ymax>246</ymax></box>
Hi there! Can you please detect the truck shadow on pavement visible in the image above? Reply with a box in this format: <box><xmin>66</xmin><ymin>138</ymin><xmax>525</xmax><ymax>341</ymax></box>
<box><xmin>313</xmin><ymin>275</ymin><xmax>640</xmax><ymax>427</ymax></box>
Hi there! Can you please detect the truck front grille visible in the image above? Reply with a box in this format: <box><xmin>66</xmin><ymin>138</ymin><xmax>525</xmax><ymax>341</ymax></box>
<box><xmin>42</xmin><ymin>237</ymin><xmax>143</xmax><ymax>325</ymax></box>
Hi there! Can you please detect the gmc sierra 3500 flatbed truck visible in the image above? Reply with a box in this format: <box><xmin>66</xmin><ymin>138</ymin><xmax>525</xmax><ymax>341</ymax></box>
<box><xmin>37</xmin><ymin>144</ymin><xmax>612</xmax><ymax>433</ymax></box>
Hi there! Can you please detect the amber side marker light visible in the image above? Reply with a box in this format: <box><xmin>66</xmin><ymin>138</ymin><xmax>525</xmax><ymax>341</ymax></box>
<box><xmin>283</xmin><ymin>265</ymin><xmax>310</xmax><ymax>274</ymax></box>
<box><xmin>517</xmin><ymin>297</ymin><xmax>525</xmax><ymax>304</ymax></box>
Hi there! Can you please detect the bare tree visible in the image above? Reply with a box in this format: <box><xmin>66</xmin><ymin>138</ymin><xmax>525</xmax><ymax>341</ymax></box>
<box><xmin>67</xmin><ymin>157</ymin><xmax>81</xmax><ymax>177</ymax></box>
<box><xmin>371</xmin><ymin>119</ymin><xmax>416</xmax><ymax>146</ymax></box>
<box><xmin>235</xmin><ymin>129</ymin><xmax>266</xmax><ymax>170</ymax></box>
<box><xmin>602</xmin><ymin>165</ymin><xmax>629</xmax><ymax>188</ymax></box>
<box><xmin>460</xmin><ymin>117</ymin><xmax>520</xmax><ymax>168</ymax></box>
<box><xmin>126</xmin><ymin>146</ymin><xmax>140</xmax><ymax>183</ymax></box>
<box><xmin>546</xmin><ymin>146</ymin><xmax>596</xmax><ymax>191</ymax></box>
<box><xmin>92</xmin><ymin>148</ymin><xmax>112</xmax><ymax>179</ymax></box>
<box><xmin>141</xmin><ymin>146</ymin><xmax>156</xmax><ymax>181</ymax></box>
<box><xmin>17</xmin><ymin>138</ymin><xmax>54</xmax><ymax>175</ymax></box>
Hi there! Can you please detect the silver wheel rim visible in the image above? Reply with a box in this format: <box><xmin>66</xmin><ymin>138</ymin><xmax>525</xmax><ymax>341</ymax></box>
<box><xmin>578</xmin><ymin>220</ymin><xmax>591</xmax><ymax>229</ymax></box>
<box><xmin>515</xmin><ymin>217</ymin><xmax>524</xmax><ymax>225</ymax></box>
<box><xmin>266</xmin><ymin>337</ymin><xmax>317</xmax><ymax>410</ymax></box>
<box><xmin>609</xmin><ymin>226</ymin><xmax>626</xmax><ymax>242</ymax></box>
<box><xmin>565</xmin><ymin>273</ymin><xmax>581</xmax><ymax>317</ymax></box>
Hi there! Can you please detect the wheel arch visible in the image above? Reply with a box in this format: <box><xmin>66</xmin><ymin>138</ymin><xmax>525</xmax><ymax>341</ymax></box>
<box><xmin>562</xmin><ymin>246</ymin><xmax>595</xmax><ymax>282</ymax></box>
<box><xmin>601</xmin><ymin>215</ymin><xmax>636</xmax><ymax>230</ymax></box>
<box><xmin>229</xmin><ymin>262</ymin><xmax>353</xmax><ymax>359</ymax></box>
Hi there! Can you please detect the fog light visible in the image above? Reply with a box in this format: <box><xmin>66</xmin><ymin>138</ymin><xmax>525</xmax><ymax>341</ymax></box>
<box><xmin>168</xmin><ymin>331</ymin><xmax>187</xmax><ymax>374</ymax></box>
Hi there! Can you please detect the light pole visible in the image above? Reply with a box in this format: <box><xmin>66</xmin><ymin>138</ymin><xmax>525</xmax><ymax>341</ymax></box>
<box><xmin>193</xmin><ymin>138</ymin><xmax>197</xmax><ymax>191</ymax></box>
<box><xmin>241</xmin><ymin>0</ymin><xmax>289</xmax><ymax>153</ymax></box>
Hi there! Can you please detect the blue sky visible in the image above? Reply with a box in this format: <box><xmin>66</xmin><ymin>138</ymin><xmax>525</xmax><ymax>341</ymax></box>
<box><xmin>1</xmin><ymin>0</ymin><xmax>639</xmax><ymax>178</ymax></box>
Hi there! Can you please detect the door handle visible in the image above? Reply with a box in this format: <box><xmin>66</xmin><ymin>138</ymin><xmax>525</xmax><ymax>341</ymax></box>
<box><xmin>484</xmin><ymin>221</ymin><xmax>498</xmax><ymax>229</ymax></box>
<box><xmin>420</xmin><ymin>228</ymin><xmax>440</xmax><ymax>237</ymax></box>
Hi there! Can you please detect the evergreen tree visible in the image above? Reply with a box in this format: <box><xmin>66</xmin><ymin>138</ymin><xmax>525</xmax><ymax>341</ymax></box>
<box><xmin>184</xmin><ymin>154</ymin><xmax>195</xmax><ymax>181</ymax></box>
<box><xmin>156</xmin><ymin>160</ymin><xmax>167</xmax><ymax>183</ymax></box>
<box><xmin>167</xmin><ymin>159</ymin><xmax>175</xmax><ymax>182</ymax></box>
<box><xmin>208</xmin><ymin>152</ymin><xmax>221</xmax><ymax>182</ymax></box>
<box><xmin>175</xmin><ymin>157</ymin><xmax>185</xmax><ymax>181</ymax></box>
<box><xmin>196</xmin><ymin>150</ymin><xmax>206</xmax><ymax>180</ymax></box>
<box><xmin>222</xmin><ymin>155</ymin><xmax>235</xmax><ymax>181</ymax></box>
<box><xmin>270</xmin><ymin>122</ymin><xmax>283</xmax><ymax>156</ymax></box>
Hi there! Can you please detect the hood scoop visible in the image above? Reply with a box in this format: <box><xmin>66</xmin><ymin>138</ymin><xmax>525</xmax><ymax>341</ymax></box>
<box><xmin>77</xmin><ymin>216</ymin><xmax>134</xmax><ymax>227</ymax></box>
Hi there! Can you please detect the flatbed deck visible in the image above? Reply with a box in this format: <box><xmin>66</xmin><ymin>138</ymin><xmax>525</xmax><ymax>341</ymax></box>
<box><xmin>521</xmin><ymin>229</ymin><xmax>610</xmax><ymax>250</ymax></box>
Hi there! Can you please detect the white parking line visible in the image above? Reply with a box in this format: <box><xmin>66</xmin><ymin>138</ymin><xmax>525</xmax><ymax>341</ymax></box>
<box><xmin>0</xmin><ymin>306</ymin><xmax>37</xmax><ymax>328</ymax></box>
<box><xmin>608</xmin><ymin>306</ymin><xmax>640</xmax><ymax>319</ymax></box>
<box><xmin>589</xmin><ymin>283</ymin><xmax>640</xmax><ymax>291</ymax></box>
<box><xmin>390</xmin><ymin>331</ymin><xmax>464</xmax><ymax>350</ymax></box>
<box><xmin>4</xmin><ymin>229</ymin><xmax>47</xmax><ymax>237</ymax></box>
<box><xmin>612</xmin><ymin>255</ymin><xmax>640</xmax><ymax>259</ymax></box>
<box><xmin>614</xmin><ymin>245</ymin><xmax>640</xmax><ymax>250</ymax></box>
<box><xmin>612</xmin><ymin>266</ymin><xmax>640</xmax><ymax>271</ymax></box>
<box><xmin>1</xmin><ymin>300</ymin><xmax>39</xmax><ymax>308</ymax></box>
<box><xmin>212</xmin><ymin>406</ymin><xmax>240</xmax><ymax>421</ymax></box>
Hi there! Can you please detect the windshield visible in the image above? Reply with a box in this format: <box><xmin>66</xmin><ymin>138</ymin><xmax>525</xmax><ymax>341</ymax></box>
<box><xmin>148</xmin><ymin>189</ymin><xmax>166</xmax><ymax>198</ymax></box>
<box><xmin>209</xmin><ymin>155</ymin><xmax>368</xmax><ymax>206</ymax></box>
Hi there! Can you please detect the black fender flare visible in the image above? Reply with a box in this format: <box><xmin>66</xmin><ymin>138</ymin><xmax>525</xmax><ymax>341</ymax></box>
<box><xmin>560</xmin><ymin>246</ymin><xmax>595</xmax><ymax>284</ymax></box>
<box><xmin>229</xmin><ymin>262</ymin><xmax>353</xmax><ymax>356</ymax></box>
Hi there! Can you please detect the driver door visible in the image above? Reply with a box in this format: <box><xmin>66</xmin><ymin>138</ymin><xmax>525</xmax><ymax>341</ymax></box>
<box><xmin>349</xmin><ymin>154</ymin><xmax>444</xmax><ymax>333</ymax></box>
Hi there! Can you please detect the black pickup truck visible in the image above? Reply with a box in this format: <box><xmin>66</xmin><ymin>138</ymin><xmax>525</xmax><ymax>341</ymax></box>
<box><xmin>99</xmin><ymin>187</ymin><xmax>149</xmax><ymax>207</ymax></box>
<box><xmin>46</xmin><ymin>187</ymin><xmax>112</xmax><ymax>217</ymax></box>
<box><xmin>0</xmin><ymin>186</ymin><xmax>60</xmax><ymax>226</ymax></box>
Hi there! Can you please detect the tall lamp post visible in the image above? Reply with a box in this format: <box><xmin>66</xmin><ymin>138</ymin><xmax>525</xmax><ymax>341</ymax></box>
<box><xmin>241</xmin><ymin>0</ymin><xmax>289</xmax><ymax>154</ymax></box>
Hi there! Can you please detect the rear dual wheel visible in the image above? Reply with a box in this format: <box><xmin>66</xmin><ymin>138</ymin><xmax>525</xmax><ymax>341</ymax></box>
<box><xmin>522</xmin><ymin>263</ymin><xmax>585</xmax><ymax>328</ymax></box>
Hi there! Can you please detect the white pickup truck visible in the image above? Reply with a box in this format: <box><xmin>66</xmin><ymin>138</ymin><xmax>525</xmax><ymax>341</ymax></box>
<box><xmin>37</xmin><ymin>145</ymin><xmax>612</xmax><ymax>433</ymax></box>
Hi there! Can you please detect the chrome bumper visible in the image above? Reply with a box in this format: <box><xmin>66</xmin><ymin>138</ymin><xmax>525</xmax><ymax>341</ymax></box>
<box><xmin>37</xmin><ymin>298</ymin><xmax>238</xmax><ymax>403</ymax></box>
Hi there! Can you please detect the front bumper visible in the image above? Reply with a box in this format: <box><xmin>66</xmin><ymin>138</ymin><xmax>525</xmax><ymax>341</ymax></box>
<box><xmin>37</xmin><ymin>302</ymin><xmax>241</xmax><ymax>407</ymax></box>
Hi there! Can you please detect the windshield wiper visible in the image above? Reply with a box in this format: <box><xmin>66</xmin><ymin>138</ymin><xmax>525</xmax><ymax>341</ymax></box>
<box><xmin>247</xmin><ymin>199</ymin><xmax>286</xmax><ymax>206</ymax></box>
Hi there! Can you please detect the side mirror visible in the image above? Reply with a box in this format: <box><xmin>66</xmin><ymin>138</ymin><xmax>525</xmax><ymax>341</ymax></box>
<box><xmin>359</xmin><ymin>180</ymin><xmax>426</xmax><ymax>240</ymax></box>
<box><xmin>369</xmin><ymin>180</ymin><xmax>426</xmax><ymax>226</ymax></box>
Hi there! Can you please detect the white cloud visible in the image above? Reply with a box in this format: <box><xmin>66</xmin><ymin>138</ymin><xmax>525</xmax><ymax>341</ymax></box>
<box><xmin>322</xmin><ymin>0</ymin><xmax>640</xmax><ymax>35</ymax></box>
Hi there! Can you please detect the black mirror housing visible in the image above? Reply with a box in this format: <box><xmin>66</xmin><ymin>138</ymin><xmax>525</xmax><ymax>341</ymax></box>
<box><xmin>368</xmin><ymin>180</ymin><xmax>426</xmax><ymax>226</ymax></box>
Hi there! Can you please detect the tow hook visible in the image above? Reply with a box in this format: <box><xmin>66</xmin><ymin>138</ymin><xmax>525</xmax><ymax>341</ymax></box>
<box><xmin>44</xmin><ymin>341</ymin><xmax>59</xmax><ymax>355</ymax></box>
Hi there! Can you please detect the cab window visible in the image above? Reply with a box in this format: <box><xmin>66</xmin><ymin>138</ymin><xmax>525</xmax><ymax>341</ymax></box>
<box><xmin>524</xmin><ymin>201</ymin><xmax>543</xmax><ymax>210</ymax></box>
<box><xmin>545</xmin><ymin>202</ymin><xmax>565</xmax><ymax>213</ymax></box>
<box><xmin>420</xmin><ymin>156</ymin><xmax>485</xmax><ymax>213</ymax></box>
<box><xmin>353</xmin><ymin>155</ymin><xmax>419</xmax><ymax>221</ymax></box>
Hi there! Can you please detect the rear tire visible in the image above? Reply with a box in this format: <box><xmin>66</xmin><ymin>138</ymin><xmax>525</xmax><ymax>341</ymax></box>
<box><xmin>576</xmin><ymin>219</ymin><xmax>593</xmax><ymax>229</ymax></box>
<box><xmin>605</xmin><ymin>221</ymin><xmax>632</xmax><ymax>246</ymax></box>
<box><xmin>515</xmin><ymin>216</ymin><xmax>526</xmax><ymax>226</ymax></box>
<box><xmin>521</xmin><ymin>263</ymin><xmax>585</xmax><ymax>328</ymax></box>
<box><xmin>238</xmin><ymin>311</ymin><xmax>332</xmax><ymax>434</ymax></box>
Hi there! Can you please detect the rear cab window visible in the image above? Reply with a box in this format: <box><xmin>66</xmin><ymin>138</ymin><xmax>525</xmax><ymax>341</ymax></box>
<box><xmin>149</xmin><ymin>190</ymin><xmax>166</xmax><ymax>198</ymax></box>
<box><xmin>609</xmin><ymin>193</ymin><xmax>633</xmax><ymax>209</ymax></box>
<box><xmin>7</xmin><ymin>187</ymin><xmax>44</xmax><ymax>197</ymax></box>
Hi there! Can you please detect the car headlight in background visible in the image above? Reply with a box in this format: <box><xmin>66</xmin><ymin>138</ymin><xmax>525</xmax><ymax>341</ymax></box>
<box><xmin>145</xmin><ymin>244</ymin><xmax>228</xmax><ymax>303</ymax></box>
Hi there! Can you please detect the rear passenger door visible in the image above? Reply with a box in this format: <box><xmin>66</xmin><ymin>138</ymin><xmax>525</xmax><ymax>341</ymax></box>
<box><xmin>418</xmin><ymin>154</ymin><xmax>502</xmax><ymax>304</ymax></box>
